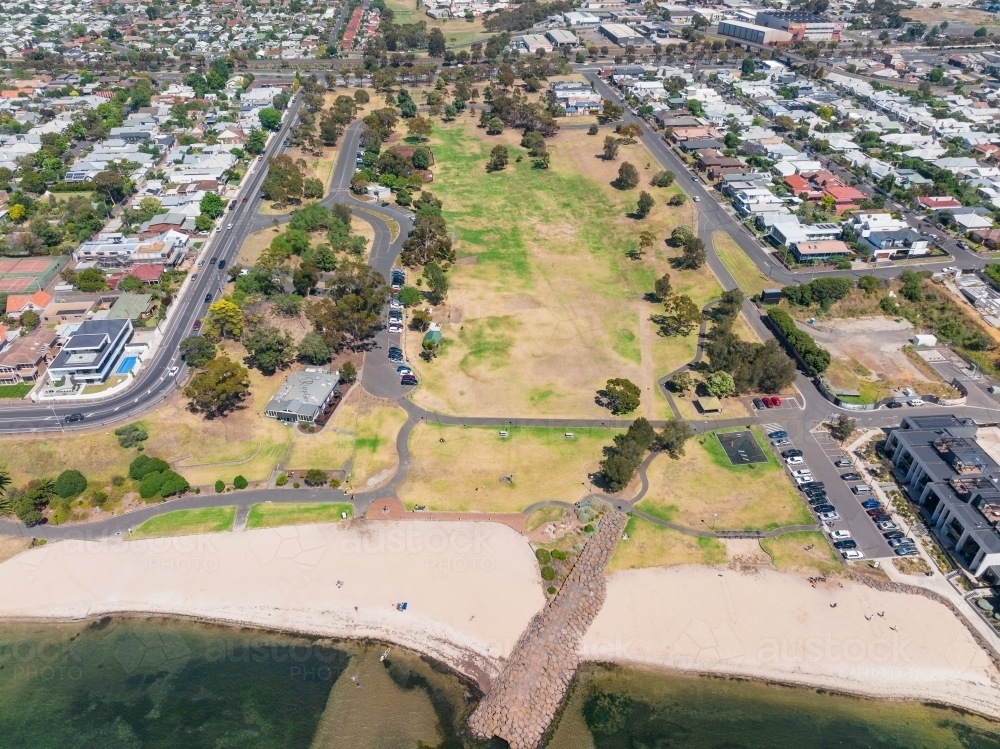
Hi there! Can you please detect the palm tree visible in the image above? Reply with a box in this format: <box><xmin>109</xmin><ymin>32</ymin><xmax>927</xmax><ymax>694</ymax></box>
<box><xmin>0</xmin><ymin>470</ymin><xmax>10</xmax><ymax>497</ymax></box>
<box><xmin>0</xmin><ymin>470</ymin><xmax>12</xmax><ymax>516</ymax></box>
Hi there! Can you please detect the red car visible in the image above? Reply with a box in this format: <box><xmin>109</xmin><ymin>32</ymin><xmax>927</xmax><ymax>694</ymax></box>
<box><xmin>762</xmin><ymin>397</ymin><xmax>774</xmax><ymax>408</ymax></box>
<box><xmin>772</xmin><ymin>396</ymin><xmax>782</xmax><ymax>406</ymax></box>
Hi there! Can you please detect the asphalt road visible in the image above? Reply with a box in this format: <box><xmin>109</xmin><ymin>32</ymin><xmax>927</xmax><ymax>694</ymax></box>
<box><xmin>0</xmin><ymin>96</ymin><xmax>303</xmax><ymax>435</ymax></box>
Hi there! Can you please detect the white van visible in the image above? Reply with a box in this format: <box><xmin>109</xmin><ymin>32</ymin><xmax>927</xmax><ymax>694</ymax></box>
<box><xmin>852</xmin><ymin>485</ymin><xmax>873</xmax><ymax>495</ymax></box>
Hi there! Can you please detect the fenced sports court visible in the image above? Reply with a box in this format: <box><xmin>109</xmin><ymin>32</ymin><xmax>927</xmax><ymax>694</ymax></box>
<box><xmin>0</xmin><ymin>257</ymin><xmax>65</xmax><ymax>293</ymax></box>
<box><xmin>716</xmin><ymin>429</ymin><xmax>769</xmax><ymax>465</ymax></box>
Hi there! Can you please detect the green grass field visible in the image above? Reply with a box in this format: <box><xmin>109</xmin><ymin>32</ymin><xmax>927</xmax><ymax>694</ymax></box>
<box><xmin>246</xmin><ymin>502</ymin><xmax>354</xmax><ymax>529</ymax></box>
<box><xmin>609</xmin><ymin>515</ymin><xmax>728</xmax><ymax>571</ymax></box>
<box><xmin>760</xmin><ymin>531</ymin><xmax>842</xmax><ymax>574</ymax></box>
<box><xmin>130</xmin><ymin>507</ymin><xmax>237</xmax><ymax>539</ymax></box>
<box><xmin>0</xmin><ymin>383</ymin><xmax>31</xmax><ymax>398</ymax></box>
<box><xmin>712</xmin><ymin>230</ymin><xmax>774</xmax><ymax>298</ymax></box>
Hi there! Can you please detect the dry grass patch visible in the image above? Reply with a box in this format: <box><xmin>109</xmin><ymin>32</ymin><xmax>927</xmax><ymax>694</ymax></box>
<box><xmin>713</xmin><ymin>230</ymin><xmax>774</xmax><ymax>298</ymax></box>
<box><xmin>760</xmin><ymin>531</ymin><xmax>842</xmax><ymax>574</ymax></box>
<box><xmin>353</xmin><ymin>215</ymin><xmax>375</xmax><ymax>258</ymax></box>
<box><xmin>406</xmin><ymin>121</ymin><xmax>712</xmax><ymax>419</ymax></box>
<box><xmin>398</xmin><ymin>423</ymin><xmax>615</xmax><ymax>513</ymax></box>
<box><xmin>637</xmin><ymin>428</ymin><xmax>811</xmax><ymax>531</ymax></box>
<box><xmin>608</xmin><ymin>515</ymin><xmax>727</xmax><ymax>572</ymax></box>
<box><xmin>0</xmin><ymin>536</ymin><xmax>32</xmax><ymax>564</ymax></box>
<box><xmin>237</xmin><ymin>226</ymin><xmax>282</xmax><ymax>267</ymax></box>
<box><xmin>892</xmin><ymin>555</ymin><xmax>932</xmax><ymax>576</ymax></box>
<box><xmin>525</xmin><ymin>506</ymin><xmax>568</xmax><ymax>533</ymax></box>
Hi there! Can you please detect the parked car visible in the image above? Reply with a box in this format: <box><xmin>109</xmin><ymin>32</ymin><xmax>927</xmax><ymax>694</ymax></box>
<box><xmin>791</xmin><ymin>469</ymin><xmax>812</xmax><ymax>477</ymax></box>
<box><xmin>389</xmin><ymin>299</ymin><xmax>403</xmax><ymax>310</ymax></box>
<box><xmin>818</xmin><ymin>511</ymin><xmax>841</xmax><ymax>521</ymax></box>
<box><xmin>763</xmin><ymin>397</ymin><xmax>774</xmax><ymax>408</ymax></box>
<box><xmin>889</xmin><ymin>537</ymin><xmax>915</xmax><ymax>548</ymax></box>
<box><xmin>794</xmin><ymin>475</ymin><xmax>816</xmax><ymax>485</ymax></box>
<box><xmin>397</xmin><ymin>366</ymin><xmax>413</xmax><ymax>375</ymax></box>
<box><xmin>830</xmin><ymin>530</ymin><xmax>852</xmax><ymax>540</ymax></box>
<box><xmin>886</xmin><ymin>401</ymin><xmax>903</xmax><ymax>409</ymax></box>
<box><xmin>870</xmin><ymin>513</ymin><xmax>892</xmax><ymax>523</ymax></box>
<box><xmin>866</xmin><ymin>508</ymin><xmax>888</xmax><ymax>517</ymax></box>
<box><xmin>785</xmin><ymin>456</ymin><xmax>805</xmax><ymax>466</ymax></box>
<box><xmin>834</xmin><ymin>540</ymin><xmax>857</xmax><ymax>550</ymax></box>
<box><xmin>842</xmin><ymin>550</ymin><xmax>865</xmax><ymax>560</ymax></box>
<box><xmin>65</xmin><ymin>413</ymin><xmax>84</xmax><ymax>423</ymax></box>
<box><xmin>772</xmin><ymin>396</ymin><xmax>781</xmax><ymax>406</ymax></box>
<box><xmin>877</xmin><ymin>521</ymin><xmax>899</xmax><ymax>531</ymax></box>
<box><xmin>841</xmin><ymin>472</ymin><xmax>863</xmax><ymax>481</ymax></box>
<box><xmin>809</xmin><ymin>496</ymin><xmax>829</xmax><ymax>506</ymax></box>
<box><xmin>852</xmin><ymin>485</ymin><xmax>873</xmax><ymax>495</ymax></box>
<box><xmin>197</xmin><ymin>259</ymin><xmax>205</xmax><ymax>267</ymax></box>
<box><xmin>907</xmin><ymin>399</ymin><xmax>925</xmax><ymax>407</ymax></box>
<box><xmin>192</xmin><ymin>319</ymin><xmax>202</xmax><ymax>332</ymax></box>
<box><xmin>772</xmin><ymin>438</ymin><xmax>791</xmax><ymax>447</ymax></box>
<box><xmin>813</xmin><ymin>504</ymin><xmax>836</xmax><ymax>514</ymax></box>
<box><xmin>401</xmin><ymin>375</ymin><xmax>418</xmax><ymax>385</ymax></box>
<box><xmin>861</xmin><ymin>500</ymin><xmax>882</xmax><ymax>509</ymax></box>
<box><xmin>800</xmin><ymin>481</ymin><xmax>825</xmax><ymax>491</ymax></box>
<box><xmin>883</xmin><ymin>530</ymin><xmax>905</xmax><ymax>540</ymax></box>
<box><xmin>768</xmin><ymin>430</ymin><xmax>788</xmax><ymax>439</ymax></box>
<box><xmin>753</xmin><ymin>398</ymin><xmax>766</xmax><ymax>409</ymax></box>
<box><xmin>242</xmin><ymin>197</ymin><xmax>248</xmax><ymax>203</ymax></box>
<box><xmin>894</xmin><ymin>546</ymin><xmax>918</xmax><ymax>557</ymax></box>
<box><xmin>782</xmin><ymin>449</ymin><xmax>803</xmax><ymax>458</ymax></box>
<box><xmin>834</xmin><ymin>459</ymin><xmax>852</xmax><ymax>468</ymax></box>
<box><xmin>388</xmin><ymin>324</ymin><xmax>402</xmax><ymax>333</ymax></box>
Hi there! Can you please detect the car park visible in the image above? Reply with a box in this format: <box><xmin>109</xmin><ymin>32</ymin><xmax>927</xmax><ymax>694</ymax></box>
<box><xmin>842</xmin><ymin>550</ymin><xmax>865</xmax><ymax>560</ymax></box>
<box><xmin>818</xmin><ymin>511</ymin><xmax>840</xmax><ymax>521</ymax></box>
<box><xmin>841</xmin><ymin>472</ymin><xmax>862</xmax><ymax>481</ymax></box>
<box><xmin>834</xmin><ymin>459</ymin><xmax>852</xmax><ymax>468</ymax></box>
<box><xmin>785</xmin><ymin>456</ymin><xmax>804</xmax><ymax>466</ymax></box>
<box><xmin>768</xmin><ymin>430</ymin><xmax>787</xmax><ymax>439</ymax></box>
<box><xmin>772</xmin><ymin>438</ymin><xmax>791</xmax><ymax>447</ymax></box>
<box><xmin>782</xmin><ymin>449</ymin><xmax>803</xmax><ymax>458</ymax></box>
<box><xmin>894</xmin><ymin>547</ymin><xmax>918</xmax><ymax>557</ymax></box>
<box><xmin>833</xmin><ymin>540</ymin><xmax>857</xmax><ymax>550</ymax></box>
<box><xmin>65</xmin><ymin>413</ymin><xmax>84</xmax><ymax>423</ymax></box>
<box><xmin>830</xmin><ymin>530</ymin><xmax>852</xmax><ymax>540</ymax></box>
<box><xmin>889</xmin><ymin>537</ymin><xmax>915</xmax><ymax>548</ymax></box>
<box><xmin>753</xmin><ymin>398</ymin><xmax>765</xmax><ymax>409</ymax></box>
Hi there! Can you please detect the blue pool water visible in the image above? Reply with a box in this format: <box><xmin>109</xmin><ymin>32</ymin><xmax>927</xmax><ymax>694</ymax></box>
<box><xmin>115</xmin><ymin>356</ymin><xmax>138</xmax><ymax>375</ymax></box>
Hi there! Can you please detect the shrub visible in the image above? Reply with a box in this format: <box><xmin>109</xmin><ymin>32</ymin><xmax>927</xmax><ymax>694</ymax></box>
<box><xmin>159</xmin><ymin>471</ymin><xmax>189</xmax><ymax>498</ymax></box>
<box><xmin>584</xmin><ymin>524</ymin><xmax>595</xmax><ymax>533</ymax></box>
<box><xmin>215</xmin><ymin>479</ymin><xmax>225</xmax><ymax>493</ymax></box>
<box><xmin>276</xmin><ymin>474</ymin><xmax>288</xmax><ymax>486</ymax></box>
<box><xmin>129</xmin><ymin>455</ymin><xmax>170</xmax><ymax>481</ymax></box>
<box><xmin>330</xmin><ymin>478</ymin><xmax>341</xmax><ymax>488</ymax></box>
<box><xmin>535</xmin><ymin>548</ymin><xmax>552</xmax><ymax>564</ymax></box>
<box><xmin>111</xmin><ymin>475</ymin><xmax>126</xmax><ymax>487</ymax></box>
<box><xmin>541</xmin><ymin>566</ymin><xmax>556</xmax><ymax>581</ymax></box>
<box><xmin>114</xmin><ymin>422</ymin><xmax>148</xmax><ymax>449</ymax></box>
<box><xmin>53</xmin><ymin>469</ymin><xmax>87</xmax><ymax>498</ymax></box>
<box><xmin>89</xmin><ymin>488</ymin><xmax>109</xmax><ymax>507</ymax></box>
<box><xmin>293</xmin><ymin>482</ymin><xmax>301</xmax><ymax>488</ymax></box>
<box><xmin>304</xmin><ymin>468</ymin><xmax>328</xmax><ymax>486</ymax></box>
<box><xmin>551</xmin><ymin>549</ymin><xmax>567</xmax><ymax>561</ymax></box>
<box><xmin>547</xmin><ymin>586</ymin><xmax>557</xmax><ymax>594</ymax></box>
<box><xmin>233</xmin><ymin>475</ymin><xmax>248</xmax><ymax>489</ymax></box>
<box><xmin>767</xmin><ymin>307</ymin><xmax>831</xmax><ymax>375</ymax></box>
<box><xmin>139</xmin><ymin>471</ymin><xmax>165</xmax><ymax>498</ymax></box>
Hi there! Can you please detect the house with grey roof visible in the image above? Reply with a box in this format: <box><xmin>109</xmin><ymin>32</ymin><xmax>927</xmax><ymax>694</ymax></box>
<box><xmin>264</xmin><ymin>369</ymin><xmax>340</xmax><ymax>424</ymax></box>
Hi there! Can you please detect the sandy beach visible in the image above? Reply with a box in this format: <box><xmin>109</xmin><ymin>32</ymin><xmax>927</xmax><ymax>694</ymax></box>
<box><xmin>584</xmin><ymin>566</ymin><xmax>1000</xmax><ymax>720</ymax></box>
<box><xmin>2</xmin><ymin>520</ymin><xmax>999</xmax><ymax>719</ymax></box>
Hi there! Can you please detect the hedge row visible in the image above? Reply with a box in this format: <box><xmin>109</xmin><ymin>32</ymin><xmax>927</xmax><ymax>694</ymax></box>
<box><xmin>767</xmin><ymin>307</ymin><xmax>831</xmax><ymax>375</ymax></box>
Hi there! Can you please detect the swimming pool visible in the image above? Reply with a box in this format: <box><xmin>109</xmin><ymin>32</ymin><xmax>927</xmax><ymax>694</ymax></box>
<box><xmin>115</xmin><ymin>356</ymin><xmax>138</xmax><ymax>375</ymax></box>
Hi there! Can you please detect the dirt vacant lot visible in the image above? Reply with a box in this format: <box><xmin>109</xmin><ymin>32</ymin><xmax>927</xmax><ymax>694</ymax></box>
<box><xmin>405</xmin><ymin>121</ymin><xmax>720</xmax><ymax>420</ymax></box>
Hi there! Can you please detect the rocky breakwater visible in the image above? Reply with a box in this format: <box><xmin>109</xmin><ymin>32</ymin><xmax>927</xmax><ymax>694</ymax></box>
<box><xmin>468</xmin><ymin>509</ymin><xmax>628</xmax><ymax>749</ymax></box>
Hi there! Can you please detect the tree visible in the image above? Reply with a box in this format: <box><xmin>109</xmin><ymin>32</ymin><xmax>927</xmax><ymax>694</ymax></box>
<box><xmin>272</xmin><ymin>293</ymin><xmax>304</xmax><ymax>317</ymax></box>
<box><xmin>678</xmin><ymin>236</ymin><xmax>706</xmax><ymax>270</ymax></box>
<box><xmin>399</xmin><ymin>286</ymin><xmax>422</xmax><ymax>306</ymax></box>
<box><xmin>588</xmin><ymin>124</ymin><xmax>599</xmax><ymax>135</ymax></box>
<box><xmin>704</xmin><ymin>370</ymin><xmax>736</xmax><ymax>398</ymax></box>
<box><xmin>651</xmin><ymin>170</ymin><xmax>675</xmax><ymax>187</ymax></box>
<box><xmin>602</xmin><ymin>378</ymin><xmax>641</xmax><ymax>415</ymax></box>
<box><xmin>93</xmin><ymin>170</ymin><xmax>128</xmax><ymax>204</ymax></box>
<box><xmin>741</xmin><ymin>56</ymin><xmax>756</xmax><ymax>77</ymax></box>
<box><xmin>340</xmin><ymin>361</ymin><xmax>357</xmax><ymax>382</ymax></box>
<box><xmin>602</xmin><ymin>135</ymin><xmax>619</xmax><ymax>161</ymax></box>
<box><xmin>53</xmin><ymin>469</ymin><xmax>87</xmax><ymax>499</ymax></box>
<box><xmin>195</xmin><ymin>213</ymin><xmax>214</xmax><ymax>232</ymax></box>
<box><xmin>599</xmin><ymin>99</ymin><xmax>624</xmax><ymax>123</ymax></box>
<box><xmin>200</xmin><ymin>192</ymin><xmax>226</xmax><ymax>219</ymax></box>
<box><xmin>8</xmin><ymin>203</ymin><xmax>25</xmax><ymax>222</ymax></box>
<box><xmin>654</xmin><ymin>273</ymin><xmax>672</xmax><ymax>301</ymax></box>
<box><xmin>428</xmin><ymin>27</ymin><xmax>446</xmax><ymax>56</ymax></box>
<box><xmin>668</xmin><ymin>193</ymin><xmax>688</xmax><ymax>206</ymax></box>
<box><xmin>660</xmin><ymin>293</ymin><xmax>701</xmax><ymax>336</ymax></box>
<box><xmin>600</xmin><ymin>417</ymin><xmax>656</xmax><ymax>491</ymax></box>
<box><xmin>424</xmin><ymin>261</ymin><xmax>449</xmax><ymax>305</ymax></box>
<box><xmin>243</xmin><ymin>326</ymin><xmax>294</xmax><ymax>375</ymax></box>
<box><xmin>258</xmin><ymin>107</ymin><xmax>282</xmax><ymax>131</ymax></box>
<box><xmin>202</xmin><ymin>299</ymin><xmax>244</xmax><ymax>340</ymax></box>
<box><xmin>657</xmin><ymin>420</ymin><xmax>694</xmax><ymax>458</ymax></box>
<box><xmin>184</xmin><ymin>355</ymin><xmax>251</xmax><ymax>417</ymax></box>
<box><xmin>294</xmin><ymin>261</ymin><xmax>321</xmax><ymax>296</ymax></box>
<box><xmin>272</xmin><ymin>91</ymin><xmax>291</xmax><ymax>111</ymax></box>
<box><xmin>304</xmin><ymin>468</ymin><xmax>328</xmax><ymax>487</ymax></box>
<box><xmin>20</xmin><ymin>310</ymin><xmax>39</xmax><ymax>330</ymax></box>
<box><xmin>827</xmin><ymin>414</ymin><xmax>856</xmax><ymax>442</ymax></box>
<box><xmin>304</xmin><ymin>178</ymin><xmax>324</xmax><ymax>199</ymax></box>
<box><xmin>246</xmin><ymin>127</ymin><xmax>266</xmax><ymax>154</ymax></box>
<box><xmin>487</xmin><ymin>145</ymin><xmax>509</xmax><ymax>172</ymax></box>
<box><xmin>180</xmin><ymin>335</ymin><xmax>217</xmax><ymax>367</ymax></box>
<box><xmin>974</xmin><ymin>26</ymin><xmax>988</xmax><ymax>37</ymax></box>
<box><xmin>635</xmin><ymin>191</ymin><xmax>654</xmax><ymax>219</ymax></box>
<box><xmin>298</xmin><ymin>331</ymin><xmax>333</xmax><ymax>364</ymax></box>
<box><xmin>614</xmin><ymin>162</ymin><xmax>639</xmax><ymax>190</ymax></box>
<box><xmin>407</xmin><ymin>116</ymin><xmax>433</xmax><ymax>141</ymax></box>
<box><xmin>486</xmin><ymin>116</ymin><xmax>504</xmax><ymax>135</ymax></box>
<box><xmin>72</xmin><ymin>268</ymin><xmax>107</xmax><ymax>292</ymax></box>
<box><xmin>233</xmin><ymin>475</ymin><xmax>249</xmax><ymax>490</ymax></box>
<box><xmin>667</xmin><ymin>371</ymin><xmax>691</xmax><ymax>393</ymax></box>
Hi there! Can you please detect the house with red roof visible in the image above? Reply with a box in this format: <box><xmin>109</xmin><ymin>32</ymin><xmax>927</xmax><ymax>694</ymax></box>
<box><xmin>918</xmin><ymin>196</ymin><xmax>962</xmax><ymax>211</ymax></box>
<box><xmin>783</xmin><ymin>174</ymin><xmax>823</xmax><ymax>201</ymax></box>
<box><xmin>822</xmin><ymin>184</ymin><xmax>865</xmax><ymax>214</ymax></box>
<box><xmin>5</xmin><ymin>290</ymin><xmax>52</xmax><ymax>318</ymax></box>
<box><xmin>128</xmin><ymin>264</ymin><xmax>165</xmax><ymax>284</ymax></box>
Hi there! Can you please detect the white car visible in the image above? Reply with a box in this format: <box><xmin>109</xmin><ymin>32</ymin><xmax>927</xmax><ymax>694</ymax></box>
<box><xmin>907</xmin><ymin>399</ymin><xmax>924</xmax><ymax>407</ymax></box>
<box><xmin>693</xmin><ymin>196</ymin><xmax>701</xmax><ymax>202</ymax></box>
<box><xmin>790</xmin><ymin>469</ymin><xmax>812</xmax><ymax>477</ymax></box>
<box><xmin>389</xmin><ymin>299</ymin><xmax>403</xmax><ymax>310</ymax></box>
<box><xmin>842</xmin><ymin>549</ymin><xmax>865</xmax><ymax>560</ymax></box>
<box><xmin>818</xmin><ymin>511</ymin><xmax>841</xmax><ymax>521</ymax></box>
<box><xmin>227</xmin><ymin>223</ymin><xmax>233</xmax><ymax>230</ymax></box>
<box><xmin>877</xmin><ymin>521</ymin><xmax>899</xmax><ymax>531</ymax></box>
<box><xmin>197</xmin><ymin>260</ymin><xmax>205</xmax><ymax>267</ymax></box>
<box><xmin>388</xmin><ymin>324</ymin><xmax>403</xmax><ymax>333</ymax></box>
<box><xmin>785</xmin><ymin>456</ymin><xmax>804</xmax><ymax>466</ymax></box>
<box><xmin>168</xmin><ymin>366</ymin><xmax>179</xmax><ymax>376</ymax></box>
<box><xmin>829</xmin><ymin>530</ymin><xmax>852</xmax><ymax>540</ymax></box>
<box><xmin>794</xmin><ymin>475</ymin><xmax>815</xmax><ymax>485</ymax></box>
<box><xmin>772</xmin><ymin>438</ymin><xmax>791</xmax><ymax>447</ymax></box>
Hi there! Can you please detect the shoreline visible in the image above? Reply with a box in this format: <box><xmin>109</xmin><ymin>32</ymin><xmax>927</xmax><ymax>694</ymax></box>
<box><xmin>1</xmin><ymin>521</ymin><xmax>999</xmax><ymax>723</ymax></box>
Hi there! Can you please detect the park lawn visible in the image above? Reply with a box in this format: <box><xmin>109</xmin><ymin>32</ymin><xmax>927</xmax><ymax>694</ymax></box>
<box><xmin>406</xmin><ymin>120</ymin><xmax>704</xmax><ymax>420</ymax></box>
<box><xmin>398</xmin><ymin>423</ymin><xmax>616</xmax><ymax>513</ymax></box>
<box><xmin>130</xmin><ymin>507</ymin><xmax>237</xmax><ymax>539</ymax></box>
<box><xmin>49</xmin><ymin>191</ymin><xmax>94</xmax><ymax>203</ymax></box>
<box><xmin>246</xmin><ymin>502</ymin><xmax>353</xmax><ymax>529</ymax></box>
<box><xmin>525</xmin><ymin>506</ymin><xmax>567</xmax><ymax>533</ymax></box>
<box><xmin>385</xmin><ymin>0</ymin><xmax>489</xmax><ymax>48</ymax></box>
<box><xmin>636</xmin><ymin>427</ymin><xmax>812</xmax><ymax>532</ymax></box>
<box><xmin>0</xmin><ymin>383</ymin><xmax>31</xmax><ymax>398</ymax></box>
<box><xmin>760</xmin><ymin>531</ymin><xmax>842</xmax><ymax>574</ymax></box>
<box><xmin>712</xmin><ymin>230</ymin><xmax>774</xmax><ymax>298</ymax></box>
<box><xmin>608</xmin><ymin>515</ymin><xmax>727</xmax><ymax>572</ymax></box>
